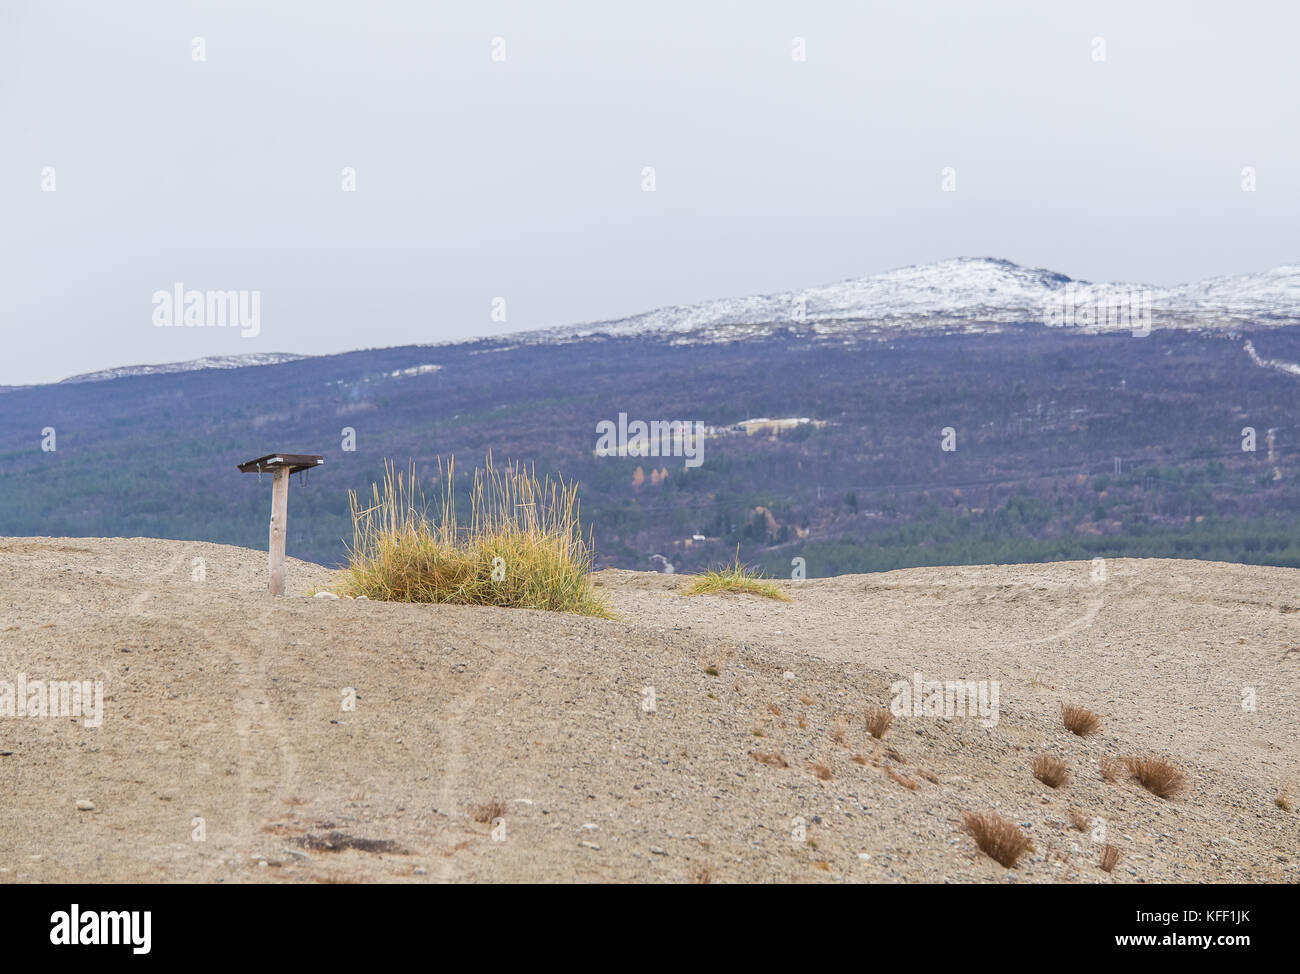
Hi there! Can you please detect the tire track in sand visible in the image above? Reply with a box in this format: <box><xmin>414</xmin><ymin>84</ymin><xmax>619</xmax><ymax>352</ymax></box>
<box><xmin>126</xmin><ymin>548</ymin><xmax>301</xmax><ymax>872</ymax></box>
<box><xmin>434</xmin><ymin>644</ymin><xmax>507</xmax><ymax>882</ymax></box>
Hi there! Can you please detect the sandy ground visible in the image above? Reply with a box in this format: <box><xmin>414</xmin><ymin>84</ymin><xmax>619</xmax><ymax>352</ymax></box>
<box><xmin>0</xmin><ymin>536</ymin><xmax>1296</xmax><ymax>884</ymax></box>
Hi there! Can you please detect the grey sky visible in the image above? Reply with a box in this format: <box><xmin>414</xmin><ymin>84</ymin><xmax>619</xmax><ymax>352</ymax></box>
<box><xmin>2</xmin><ymin>0</ymin><xmax>1297</xmax><ymax>385</ymax></box>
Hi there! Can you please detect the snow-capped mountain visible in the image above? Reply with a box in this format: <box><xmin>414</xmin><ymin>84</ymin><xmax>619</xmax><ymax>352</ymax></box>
<box><xmin>537</xmin><ymin>257</ymin><xmax>1300</xmax><ymax>343</ymax></box>
<box><xmin>59</xmin><ymin>353</ymin><xmax>309</xmax><ymax>384</ymax></box>
<box><xmin>37</xmin><ymin>258</ymin><xmax>1300</xmax><ymax>387</ymax></box>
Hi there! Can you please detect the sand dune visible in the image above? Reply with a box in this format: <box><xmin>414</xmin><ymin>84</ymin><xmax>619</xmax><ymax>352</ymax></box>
<box><xmin>0</xmin><ymin>537</ymin><xmax>1296</xmax><ymax>883</ymax></box>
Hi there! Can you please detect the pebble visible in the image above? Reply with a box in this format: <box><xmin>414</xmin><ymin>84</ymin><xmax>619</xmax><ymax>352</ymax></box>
<box><xmin>75</xmin><ymin>799</ymin><xmax>94</xmax><ymax>811</ymax></box>
<box><xmin>313</xmin><ymin>591</ymin><xmax>339</xmax><ymax>600</ymax></box>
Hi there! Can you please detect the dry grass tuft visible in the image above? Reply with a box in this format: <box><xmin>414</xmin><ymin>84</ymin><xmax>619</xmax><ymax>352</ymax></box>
<box><xmin>689</xmin><ymin>865</ymin><xmax>715</xmax><ymax>884</ymax></box>
<box><xmin>1032</xmin><ymin>755</ymin><xmax>1069</xmax><ymax>789</ymax></box>
<box><xmin>1276</xmin><ymin>786</ymin><xmax>1292</xmax><ymax>812</ymax></box>
<box><xmin>334</xmin><ymin>456</ymin><xmax>611</xmax><ymax>616</ymax></box>
<box><xmin>1062</xmin><ymin>703</ymin><xmax>1102</xmax><ymax>736</ymax></box>
<box><xmin>681</xmin><ymin>551</ymin><xmax>791</xmax><ymax>601</ymax></box>
<box><xmin>1068</xmin><ymin>809</ymin><xmax>1089</xmax><ymax>832</ymax></box>
<box><xmin>851</xmin><ymin>753</ymin><xmax>868</xmax><ymax>765</ymax></box>
<box><xmin>865</xmin><ymin>706</ymin><xmax>893</xmax><ymax>739</ymax></box>
<box><xmin>962</xmin><ymin>811</ymin><xmax>1033</xmax><ymax>868</ymax></box>
<box><xmin>1099</xmin><ymin>757</ymin><xmax>1124</xmax><ymax>783</ymax></box>
<box><xmin>807</xmin><ymin>759</ymin><xmax>834</xmax><ymax>781</ymax></box>
<box><xmin>1100</xmin><ymin>843</ymin><xmax>1121</xmax><ymax>873</ymax></box>
<box><xmin>471</xmin><ymin>799</ymin><xmax>507</xmax><ymax>824</ymax></box>
<box><xmin>830</xmin><ymin>719</ymin><xmax>848</xmax><ymax>746</ymax></box>
<box><xmin>751</xmin><ymin>750</ymin><xmax>788</xmax><ymax>768</ymax></box>
<box><xmin>886</xmin><ymin>766</ymin><xmax>919</xmax><ymax>790</ymax></box>
<box><xmin>1124</xmin><ymin>754</ymin><xmax>1187</xmax><ymax>799</ymax></box>
<box><xmin>767</xmin><ymin>703</ymin><xmax>781</xmax><ymax>716</ymax></box>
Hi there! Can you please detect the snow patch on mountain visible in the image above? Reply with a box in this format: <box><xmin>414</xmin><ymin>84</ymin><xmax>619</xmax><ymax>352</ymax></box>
<box><xmin>536</xmin><ymin>257</ymin><xmax>1300</xmax><ymax>343</ymax></box>
<box><xmin>60</xmin><ymin>353</ymin><xmax>309</xmax><ymax>384</ymax></box>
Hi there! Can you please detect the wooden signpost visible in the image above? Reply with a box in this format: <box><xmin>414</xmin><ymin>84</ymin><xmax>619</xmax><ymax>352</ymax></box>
<box><xmin>238</xmin><ymin>453</ymin><xmax>324</xmax><ymax>595</ymax></box>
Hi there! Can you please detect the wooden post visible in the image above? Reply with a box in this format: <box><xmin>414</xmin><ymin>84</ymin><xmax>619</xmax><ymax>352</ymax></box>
<box><xmin>238</xmin><ymin>453</ymin><xmax>324</xmax><ymax>596</ymax></box>
<box><xmin>268</xmin><ymin>466</ymin><xmax>290</xmax><ymax>596</ymax></box>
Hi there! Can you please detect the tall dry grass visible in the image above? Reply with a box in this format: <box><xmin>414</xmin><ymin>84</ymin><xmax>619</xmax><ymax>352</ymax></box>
<box><xmin>334</xmin><ymin>456</ymin><xmax>611</xmax><ymax>617</ymax></box>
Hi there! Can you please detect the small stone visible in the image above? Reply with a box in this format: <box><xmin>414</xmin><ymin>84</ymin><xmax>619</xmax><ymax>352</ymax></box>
<box><xmin>650</xmin><ymin>846</ymin><xmax>667</xmax><ymax>856</ymax></box>
<box><xmin>75</xmin><ymin>799</ymin><xmax>94</xmax><ymax>811</ymax></box>
<box><xmin>355</xmin><ymin>596</ymin><xmax>369</xmax><ymax>601</ymax></box>
<box><xmin>414</xmin><ymin>867</ymin><xmax>428</xmax><ymax>875</ymax></box>
<box><xmin>783</xmin><ymin>671</ymin><xmax>796</xmax><ymax>680</ymax></box>
<box><xmin>313</xmin><ymin>591</ymin><xmax>340</xmax><ymax>600</ymax></box>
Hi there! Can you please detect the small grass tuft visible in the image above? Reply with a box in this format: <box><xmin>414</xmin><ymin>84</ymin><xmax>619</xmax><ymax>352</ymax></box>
<box><xmin>865</xmin><ymin>706</ymin><xmax>893</xmax><ymax>739</ymax></box>
<box><xmin>1067</xmin><ymin>808</ymin><xmax>1089</xmax><ymax>832</ymax></box>
<box><xmin>689</xmin><ymin>865</ymin><xmax>715</xmax><ymax>884</ymax></box>
<box><xmin>752</xmin><ymin>750</ymin><xmax>788</xmax><ymax>768</ymax></box>
<box><xmin>681</xmin><ymin>550</ymin><xmax>792</xmax><ymax>601</ymax></box>
<box><xmin>962</xmin><ymin>811</ymin><xmax>1033</xmax><ymax>868</ymax></box>
<box><xmin>1062</xmin><ymin>703</ymin><xmax>1102</xmax><ymax>736</ymax></box>
<box><xmin>885</xmin><ymin>766</ymin><xmax>919</xmax><ymax>790</ymax></box>
<box><xmin>1277</xmin><ymin>786</ymin><xmax>1292</xmax><ymax>812</ymax></box>
<box><xmin>1099</xmin><ymin>843</ymin><xmax>1121</xmax><ymax>873</ymax></box>
<box><xmin>830</xmin><ymin>719</ymin><xmax>848</xmax><ymax>746</ymax></box>
<box><xmin>807</xmin><ymin>759</ymin><xmax>834</xmax><ymax>781</ymax></box>
<box><xmin>471</xmin><ymin>799</ymin><xmax>507</xmax><ymax>824</ymax></box>
<box><xmin>1032</xmin><ymin>755</ymin><xmax>1069</xmax><ymax>789</ymax></box>
<box><xmin>1099</xmin><ymin>757</ymin><xmax>1124</xmax><ymax>783</ymax></box>
<box><xmin>1123</xmin><ymin>754</ymin><xmax>1187</xmax><ymax>799</ymax></box>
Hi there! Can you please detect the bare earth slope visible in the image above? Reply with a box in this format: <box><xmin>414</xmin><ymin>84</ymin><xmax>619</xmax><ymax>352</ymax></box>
<box><xmin>0</xmin><ymin>537</ymin><xmax>1295</xmax><ymax>883</ymax></box>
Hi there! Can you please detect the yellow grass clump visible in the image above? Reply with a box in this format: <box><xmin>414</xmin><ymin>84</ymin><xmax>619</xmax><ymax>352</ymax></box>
<box><xmin>333</xmin><ymin>456</ymin><xmax>611</xmax><ymax>617</ymax></box>
<box><xmin>681</xmin><ymin>550</ymin><xmax>792</xmax><ymax>601</ymax></box>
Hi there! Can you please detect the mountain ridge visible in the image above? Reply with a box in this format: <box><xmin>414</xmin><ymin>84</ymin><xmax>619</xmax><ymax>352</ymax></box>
<box><xmin>31</xmin><ymin>257</ymin><xmax>1300</xmax><ymax>386</ymax></box>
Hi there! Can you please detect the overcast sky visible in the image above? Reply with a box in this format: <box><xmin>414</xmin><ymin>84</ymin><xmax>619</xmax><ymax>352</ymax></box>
<box><xmin>2</xmin><ymin>0</ymin><xmax>1297</xmax><ymax>385</ymax></box>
